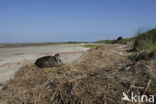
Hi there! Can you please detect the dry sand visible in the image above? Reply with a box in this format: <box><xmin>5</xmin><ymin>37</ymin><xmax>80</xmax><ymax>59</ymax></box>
<box><xmin>0</xmin><ymin>44</ymin><xmax>89</xmax><ymax>85</ymax></box>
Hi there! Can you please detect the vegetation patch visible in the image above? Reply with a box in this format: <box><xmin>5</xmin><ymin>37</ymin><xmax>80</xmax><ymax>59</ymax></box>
<box><xmin>96</xmin><ymin>36</ymin><xmax>135</xmax><ymax>45</ymax></box>
<box><xmin>81</xmin><ymin>44</ymin><xmax>98</xmax><ymax>48</ymax></box>
<box><xmin>133</xmin><ymin>29</ymin><xmax>156</xmax><ymax>51</ymax></box>
<box><xmin>112</xmin><ymin>37</ymin><xmax>134</xmax><ymax>44</ymax></box>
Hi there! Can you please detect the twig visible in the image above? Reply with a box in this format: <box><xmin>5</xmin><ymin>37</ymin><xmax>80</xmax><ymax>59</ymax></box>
<box><xmin>139</xmin><ymin>79</ymin><xmax>151</xmax><ymax>104</ymax></box>
<box><xmin>143</xmin><ymin>79</ymin><xmax>151</xmax><ymax>95</ymax></box>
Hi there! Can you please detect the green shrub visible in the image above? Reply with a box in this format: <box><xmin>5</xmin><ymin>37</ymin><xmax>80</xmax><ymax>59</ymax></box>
<box><xmin>112</xmin><ymin>37</ymin><xmax>135</xmax><ymax>45</ymax></box>
<box><xmin>117</xmin><ymin>36</ymin><xmax>123</xmax><ymax>41</ymax></box>
<box><xmin>133</xmin><ymin>29</ymin><xmax>156</xmax><ymax>51</ymax></box>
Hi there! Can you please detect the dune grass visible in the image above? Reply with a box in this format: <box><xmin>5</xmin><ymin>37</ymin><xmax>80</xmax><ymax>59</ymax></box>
<box><xmin>133</xmin><ymin>29</ymin><xmax>156</xmax><ymax>51</ymax></box>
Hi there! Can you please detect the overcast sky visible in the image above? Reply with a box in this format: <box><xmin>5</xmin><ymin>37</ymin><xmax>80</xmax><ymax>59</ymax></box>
<box><xmin>0</xmin><ymin>0</ymin><xmax>156</xmax><ymax>43</ymax></box>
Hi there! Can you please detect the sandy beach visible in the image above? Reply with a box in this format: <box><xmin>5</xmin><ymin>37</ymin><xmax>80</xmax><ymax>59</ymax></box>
<box><xmin>0</xmin><ymin>44</ymin><xmax>89</xmax><ymax>85</ymax></box>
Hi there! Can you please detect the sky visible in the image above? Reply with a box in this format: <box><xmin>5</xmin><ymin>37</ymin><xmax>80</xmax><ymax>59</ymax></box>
<box><xmin>0</xmin><ymin>0</ymin><xmax>156</xmax><ymax>43</ymax></box>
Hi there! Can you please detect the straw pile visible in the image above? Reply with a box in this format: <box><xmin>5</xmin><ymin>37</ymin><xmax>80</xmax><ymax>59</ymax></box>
<box><xmin>0</xmin><ymin>45</ymin><xmax>155</xmax><ymax>104</ymax></box>
<box><xmin>74</xmin><ymin>44</ymin><xmax>131</xmax><ymax>71</ymax></box>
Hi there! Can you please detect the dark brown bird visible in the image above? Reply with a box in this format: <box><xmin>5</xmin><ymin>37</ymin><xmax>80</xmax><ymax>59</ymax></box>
<box><xmin>35</xmin><ymin>54</ymin><xmax>62</xmax><ymax>68</ymax></box>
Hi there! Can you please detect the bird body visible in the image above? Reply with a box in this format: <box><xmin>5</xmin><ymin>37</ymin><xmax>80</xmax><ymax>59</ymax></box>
<box><xmin>35</xmin><ymin>54</ymin><xmax>62</xmax><ymax>68</ymax></box>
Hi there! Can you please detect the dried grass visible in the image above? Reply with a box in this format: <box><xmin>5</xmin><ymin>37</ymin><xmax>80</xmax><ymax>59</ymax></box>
<box><xmin>0</xmin><ymin>45</ymin><xmax>155</xmax><ymax>104</ymax></box>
